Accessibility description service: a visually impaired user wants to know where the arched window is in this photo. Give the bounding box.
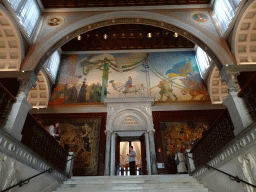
[196,47,211,80]
[213,0,242,34]
[6,0,41,37]
[44,51,61,83]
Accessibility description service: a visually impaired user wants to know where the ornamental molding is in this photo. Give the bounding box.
[0,129,68,181]
[104,97,155,105]
[193,121,256,179]
[24,15,230,73]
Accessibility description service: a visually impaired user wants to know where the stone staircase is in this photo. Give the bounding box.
[53,174,210,192]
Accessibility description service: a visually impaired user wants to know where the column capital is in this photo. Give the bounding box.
[104,129,113,135]
[220,66,241,93]
[147,129,155,133]
[18,71,38,96]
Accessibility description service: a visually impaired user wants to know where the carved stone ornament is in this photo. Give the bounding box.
[18,72,38,96]
[226,71,241,93]
[2,161,18,192]
[238,155,256,192]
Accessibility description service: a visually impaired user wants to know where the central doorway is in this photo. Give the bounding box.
[114,132,148,176]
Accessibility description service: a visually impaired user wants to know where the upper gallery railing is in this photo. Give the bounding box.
[191,109,235,168]
[0,83,16,127]
[238,72,256,120]
[21,113,68,172]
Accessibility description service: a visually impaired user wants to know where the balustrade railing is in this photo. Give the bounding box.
[238,73,256,120]
[21,113,68,172]
[191,109,235,168]
[0,83,16,127]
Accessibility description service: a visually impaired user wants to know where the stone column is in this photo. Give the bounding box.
[66,152,75,177]
[3,72,37,141]
[184,149,195,175]
[148,130,157,175]
[104,130,112,176]
[220,67,253,136]
[145,131,151,175]
[110,132,116,176]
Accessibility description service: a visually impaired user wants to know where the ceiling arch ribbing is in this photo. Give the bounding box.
[20,11,235,74]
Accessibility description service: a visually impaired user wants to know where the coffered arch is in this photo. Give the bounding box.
[0,4,24,71]
[232,0,256,65]
[21,11,235,74]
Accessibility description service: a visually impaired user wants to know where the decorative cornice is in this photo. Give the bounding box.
[0,129,68,181]
[193,121,256,179]
[104,97,155,106]
[44,4,211,13]
[33,16,225,73]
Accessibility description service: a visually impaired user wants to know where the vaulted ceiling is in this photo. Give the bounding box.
[41,0,211,8]
[61,24,195,52]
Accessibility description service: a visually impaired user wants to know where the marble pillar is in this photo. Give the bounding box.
[66,152,75,177]
[3,92,32,141]
[110,132,116,176]
[184,149,195,175]
[223,92,253,136]
[145,132,151,175]
[148,130,157,175]
[104,130,112,176]
[2,72,37,141]
[220,68,253,136]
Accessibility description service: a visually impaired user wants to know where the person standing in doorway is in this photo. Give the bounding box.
[128,146,136,175]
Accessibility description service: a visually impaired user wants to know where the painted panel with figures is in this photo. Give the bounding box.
[49,51,210,106]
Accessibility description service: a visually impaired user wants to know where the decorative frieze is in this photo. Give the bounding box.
[0,129,68,182]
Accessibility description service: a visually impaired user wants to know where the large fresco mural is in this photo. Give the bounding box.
[49,51,210,105]
[160,122,208,157]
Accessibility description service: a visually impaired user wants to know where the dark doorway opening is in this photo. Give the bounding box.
[115,134,147,176]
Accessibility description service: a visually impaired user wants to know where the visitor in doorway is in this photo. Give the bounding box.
[47,122,61,143]
[175,150,187,174]
[127,146,136,175]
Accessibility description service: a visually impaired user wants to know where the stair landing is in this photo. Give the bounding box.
[53,174,209,192]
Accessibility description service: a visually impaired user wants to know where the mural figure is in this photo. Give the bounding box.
[77,82,87,103]
[124,76,132,93]
[47,17,63,26]
[49,52,210,105]
[180,74,209,100]
[158,80,178,101]
[109,79,140,96]
[67,84,78,103]
[192,13,207,22]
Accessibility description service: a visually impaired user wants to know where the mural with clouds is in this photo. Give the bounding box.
[49,51,210,105]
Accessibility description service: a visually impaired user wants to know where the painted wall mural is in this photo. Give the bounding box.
[160,122,208,157]
[49,51,210,105]
[41,118,101,176]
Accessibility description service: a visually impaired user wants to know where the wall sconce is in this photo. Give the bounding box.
[173,32,178,38]
[77,35,82,40]
[147,33,152,38]
[103,34,108,39]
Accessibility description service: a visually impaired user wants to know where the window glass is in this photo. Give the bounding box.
[7,0,41,37]
[44,51,61,82]
[213,0,242,34]
[196,47,211,80]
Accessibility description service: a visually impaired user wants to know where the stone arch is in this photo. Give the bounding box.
[27,69,51,108]
[231,0,256,65]
[21,11,235,74]
[109,108,151,131]
[208,66,229,104]
[0,4,24,71]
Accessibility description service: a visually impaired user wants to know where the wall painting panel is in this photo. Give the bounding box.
[49,51,210,106]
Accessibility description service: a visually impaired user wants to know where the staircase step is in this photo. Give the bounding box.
[53,175,209,192]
